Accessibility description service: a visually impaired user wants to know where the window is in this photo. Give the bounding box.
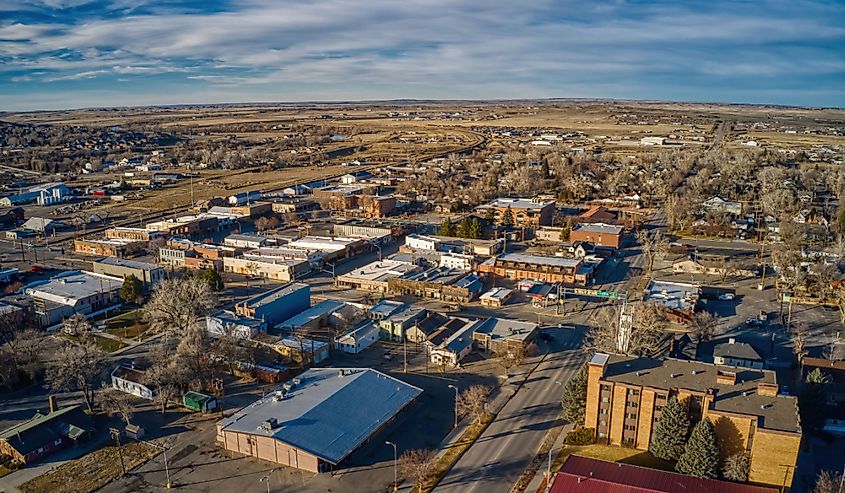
[601,397,609,403]
[627,401,638,408]
[624,424,637,431]
[656,394,667,401]
[599,420,607,426]
[627,389,640,396]
[598,432,607,438]
[626,412,637,420]
[601,385,611,392]
[599,408,608,415]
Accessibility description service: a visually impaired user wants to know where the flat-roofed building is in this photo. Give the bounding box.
[105,227,163,242]
[223,256,310,282]
[224,233,268,249]
[643,279,699,323]
[478,253,593,286]
[25,270,123,327]
[216,368,422,473]
[274,299,358,334]
[91,257,165,286]
[476,197,555,227]
[584,353,801,488]
[336,259,422,293]
[480,287,513,307]
[472,317,538,354]
[234,283,310,328]
[272,336,330,364]
[569,222,624,248]
[145,215,219,239]
[74,238,141,258]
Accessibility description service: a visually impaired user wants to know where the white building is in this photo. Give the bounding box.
[640,136,666,146]
[405,234,440,251]
[224,233,268,249]
[439,252,474,270]
[334,321,380,354]
[25,270,123,328]
[223,256,311,281]
[206,311,266,339]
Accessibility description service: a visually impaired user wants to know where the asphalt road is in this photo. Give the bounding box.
[431,328,585,493]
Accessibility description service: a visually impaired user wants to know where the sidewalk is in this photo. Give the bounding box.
[396,353,550,492]
[522,422,572,493]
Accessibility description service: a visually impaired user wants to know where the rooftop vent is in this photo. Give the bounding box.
[635,371,641,377]
[691,370,698,375]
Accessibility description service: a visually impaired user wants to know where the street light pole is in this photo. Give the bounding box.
[385,441,397,492]
[448,384,459,428]
[260,475,270,493]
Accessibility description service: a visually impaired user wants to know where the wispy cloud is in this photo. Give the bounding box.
[0,0,843,110]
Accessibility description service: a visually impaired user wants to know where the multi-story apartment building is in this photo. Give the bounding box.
[476,197,555,228]
[584,353,801,489]
[477,253,594,286]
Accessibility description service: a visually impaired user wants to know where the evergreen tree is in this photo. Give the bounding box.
[200,268,224,292]
[456,217,472,238]
[648,396,690,461]
[468,218,483,239]
[438,218,455,237]
[561,363,588,425]
[800,367,830,432]
[501,206,515,227]
[676,418,720,479]
[119,274,144,304]
[722,452,750,482]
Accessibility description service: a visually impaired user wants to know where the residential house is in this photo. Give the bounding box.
[111,364,154,400]
[713,338,764,369]
[0,400,94,464]
[334,321,380,354]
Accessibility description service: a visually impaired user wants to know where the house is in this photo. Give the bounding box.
[111,364,154,400]
[403,311,449,344]
[0,207,24,228]
[550,455,778,493]
[25,270,123,328]
[274,299,361,335]
[92,257,165,286]
[475,197,555,227]
[234,283,310,328]
[334,321,380,354]
[702,196,743,216]
[379,305,429,341]
[206,310,267,339]
[479,287,513,307]
[472,317,538,355]
[216,368,422,473]
[228,190,261,206]
[21,217,62,235]
[340,171,373,184]
[0,399,94,464]
[368,300,408,321]
[569,223,624,249]
[584,353,801,488]
[713,338,764,369]
[273,336,330,364]
[429,320,479,367]
[579,206,618,224]
[534,226,568,242]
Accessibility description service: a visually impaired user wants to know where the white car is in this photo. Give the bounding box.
[718,293,735,301]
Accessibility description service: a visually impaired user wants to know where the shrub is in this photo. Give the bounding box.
[564,427,595,445]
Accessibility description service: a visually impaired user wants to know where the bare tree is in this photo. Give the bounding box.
[399,448,437,491]
[689,311,719,342]
[636,229,669,275]
[456,385,492,425]
[791,321,809,362]
[144,342,189,414]
[212,327,253,375]
[630,304,667,356]
[46,337,107,412]
[812,470,844,493]
[0,312,47,382]
[100,384,135,425]
[62,313,92,336]
[584,306,620,355]
[144,276,215,340]
[254,216,270,231]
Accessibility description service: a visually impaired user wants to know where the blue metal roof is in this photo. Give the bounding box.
[218,368,422,464]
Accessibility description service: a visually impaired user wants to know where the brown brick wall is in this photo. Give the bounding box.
[748,429,800,488]
[609,385,627,446]
[636,389,656,449]
[585,364,604,431]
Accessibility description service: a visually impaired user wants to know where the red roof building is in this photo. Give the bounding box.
[549,456,778,493]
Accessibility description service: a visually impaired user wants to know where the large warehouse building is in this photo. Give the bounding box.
[216,368,422,473]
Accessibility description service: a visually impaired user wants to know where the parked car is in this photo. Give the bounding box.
[718,293,735,301]
[745,318,763,327]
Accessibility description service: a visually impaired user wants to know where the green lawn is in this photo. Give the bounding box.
[93,336,127,353]
[102,309,151,340]
[552,444,675,473]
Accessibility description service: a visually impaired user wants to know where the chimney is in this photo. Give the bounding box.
[728,337,736,344]
[48,395,59,413]
[716,370,737,386]
[757,382,779,397]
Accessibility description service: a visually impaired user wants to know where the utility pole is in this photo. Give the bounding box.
[448,384,459,428]
[385,441,398,493]
[109,428,126,476]
[403,330,407,373]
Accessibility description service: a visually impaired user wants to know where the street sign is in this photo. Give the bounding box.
[564,287,621,300]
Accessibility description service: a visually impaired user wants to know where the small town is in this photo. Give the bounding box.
[1,2,844,493]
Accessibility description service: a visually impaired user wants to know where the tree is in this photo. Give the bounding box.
[100,384,135,425]
[501,205,515,227]
[144,276,215,341]
[630,304,667,356]
[47,337,108,412]
[456,385,491,425]
[399,448,436,491]
[456,217,472,238]
[254,216,270,231]
[676,417,720,479]
[800,367,830,432]
[200,268,224,292]
[468,218,483,239]
[722,452,750,482]
[561,363,588,425]
[212,327,252,375]
[636,229,669,275]
[791,322,809,362]
[120,274,144,304]
[438,218,455,237]
[649,396,690,461]
[0,312,46,383]
[144,342,189,414]
[812,470,844,493]
[62,313,91,336]
[689,311,719,342]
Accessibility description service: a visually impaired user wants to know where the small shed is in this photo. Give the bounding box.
[183,392,218,413]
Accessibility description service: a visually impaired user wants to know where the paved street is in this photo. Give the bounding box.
[432,328,585,493]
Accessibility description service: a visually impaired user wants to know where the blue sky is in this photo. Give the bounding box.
[1,0,843,111]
